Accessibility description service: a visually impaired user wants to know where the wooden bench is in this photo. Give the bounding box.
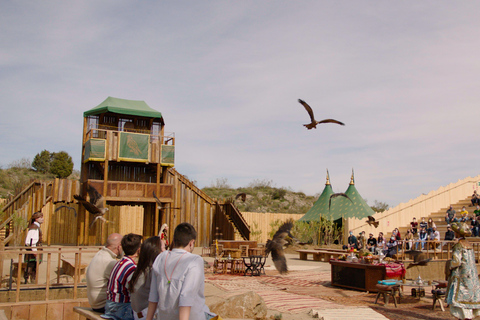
[73,306,103,320]
[297,249,344,262]
[61,258,88,282]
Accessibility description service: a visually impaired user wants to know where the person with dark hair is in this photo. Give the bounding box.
[159,224,169,249]
[410,217,418,235]
[445,225,455,241]
[86,233,123,313]
[146,223,215,320]
[471,190,480,207]
[103,233,143,320]
[366,233,377,253]
[385,236,398,258]
[129,236,165,320]
[24,212,44,283]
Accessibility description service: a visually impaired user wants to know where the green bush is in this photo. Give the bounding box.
[32,150,52,173]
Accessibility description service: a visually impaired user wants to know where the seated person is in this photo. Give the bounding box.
[445,225,455,241]
[474,205,480,217]
[429,227,441,250]
[417,227,427,250]
[427,218,436,235]
[410,217,418,235]
[404,229,414,250]
[419,217,428,231]
[385,236,398,258]
[342,230,358,250]
[366,233,377,253]
[86,233,122,313]
[472,190,480,206]
[472,216,480,237]
[446,206,457,223]
[459,206,469,222]
[103,233,143,320]
[376,232,385,255]
[357,231,367,250]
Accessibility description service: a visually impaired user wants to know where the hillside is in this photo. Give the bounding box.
[201,180,318,214]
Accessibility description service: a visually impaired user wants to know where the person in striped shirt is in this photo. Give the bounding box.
[102,233,143,320]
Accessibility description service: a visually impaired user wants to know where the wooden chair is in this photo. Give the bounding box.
[213,259,226,274]
[432,281,448,311]
[233,259,245,274]
[202,247,211,257]
[239,245,249,257]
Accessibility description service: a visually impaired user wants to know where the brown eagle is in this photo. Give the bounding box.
[328,193,353,210]
[366,216,379,228]
[265,220,295,274]
[298,99,345,129]
[405,250,432,269]
[74,185,109,229]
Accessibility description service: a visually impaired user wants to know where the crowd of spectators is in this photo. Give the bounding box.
[344,202,480,258]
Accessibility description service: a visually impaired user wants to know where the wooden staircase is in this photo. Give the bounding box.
[224,200,250,240]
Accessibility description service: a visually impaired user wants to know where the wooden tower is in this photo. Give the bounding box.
[79,97,175,244]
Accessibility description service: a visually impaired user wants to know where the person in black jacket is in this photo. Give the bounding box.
[445,225,455,241]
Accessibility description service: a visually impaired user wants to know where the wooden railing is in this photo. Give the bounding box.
[224,201,250,240]
[88,180,174,202]
[0,246,101,303]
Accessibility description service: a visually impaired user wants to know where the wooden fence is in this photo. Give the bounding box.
[240,212,303,243]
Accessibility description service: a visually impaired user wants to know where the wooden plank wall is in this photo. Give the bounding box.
[0,298,90,320]
[165,169,215,247]
[241,212,303,243]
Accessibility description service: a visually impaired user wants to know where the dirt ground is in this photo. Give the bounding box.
[202,247,456,320]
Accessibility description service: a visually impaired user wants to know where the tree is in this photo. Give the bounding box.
[50,151,74,178]
[32,150,52,173]
[371,200,389,213]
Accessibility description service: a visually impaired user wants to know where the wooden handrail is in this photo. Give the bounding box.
[1,180,39,213]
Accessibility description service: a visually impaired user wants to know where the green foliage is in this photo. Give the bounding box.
[12,210,28,246]
[370,200,389,213]
[50,151,74,178]
[273,313,282,320]
[293,219,343,246]
[202,179,316,214]
[32,150,52,173]
[250,221,262,242]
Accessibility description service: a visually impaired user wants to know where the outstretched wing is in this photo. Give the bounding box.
[298,99,316,123]
[74,194,101,215]
[317,119,345,126]
[329,193,353,210]
[54,205,77,217]
[265,220,294,274]
[153,191,162,205]
[87,185,104,209]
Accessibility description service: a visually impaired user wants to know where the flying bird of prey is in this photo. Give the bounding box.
[74,185,109,229]
[235,193,247,202]
[298,99,345,129]
[329,193,353,210]
[405,250,432,269]
[265,220,295,274]
[366,216,379,228]
[54,205,77,217]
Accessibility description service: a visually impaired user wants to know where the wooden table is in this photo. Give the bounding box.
[248,248,264,256]
[218,240,257,249]
[330,260,386,292]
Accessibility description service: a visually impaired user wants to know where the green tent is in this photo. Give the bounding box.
[299,171,375,222]
[298,173,334,222]
[84,96,163,120]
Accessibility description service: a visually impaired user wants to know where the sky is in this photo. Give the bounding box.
[1,1,479,208]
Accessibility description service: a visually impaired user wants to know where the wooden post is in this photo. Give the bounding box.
[45,253,51,301]
[73,252,79,299]
[57,248,61,284]
[16,253,22,303]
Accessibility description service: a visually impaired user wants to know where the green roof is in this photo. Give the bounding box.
[298,183,334,222]
[84,97,163,119]
[299,173,375,222]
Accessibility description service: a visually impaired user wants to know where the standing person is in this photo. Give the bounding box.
[159,224,169,249]
[129,236,165,320]
[446,222,480,319]
[86,233,123,313]
[146,223,215,320]
[410,217,418,235]
[24,212,44,283]
[103,233,143,320]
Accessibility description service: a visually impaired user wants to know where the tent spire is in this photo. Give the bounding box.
[326,169,331,185]
[350,168,355,185]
